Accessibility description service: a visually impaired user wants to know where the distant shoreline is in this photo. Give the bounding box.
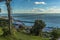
[0,13,60,14]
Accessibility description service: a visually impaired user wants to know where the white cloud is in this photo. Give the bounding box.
[31,6,60,13]
[32,8,45,12]
[34,2,46,5]
[13,7,60,13]
[45,7,60,13]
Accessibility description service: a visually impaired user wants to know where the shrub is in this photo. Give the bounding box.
[51,28,60,40]
[30,20,46,36]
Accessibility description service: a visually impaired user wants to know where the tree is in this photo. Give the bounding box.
[0,0,12,35]
[51,28,60,40]
[6,0,12,34]
[30,20,46,36]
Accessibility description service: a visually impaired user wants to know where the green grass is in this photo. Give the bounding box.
[15,32,49,40]
[0,27,49,40]
[0,31,49,40]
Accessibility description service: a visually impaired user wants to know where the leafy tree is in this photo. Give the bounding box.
[51,28,60,40]
[30,20,46,36]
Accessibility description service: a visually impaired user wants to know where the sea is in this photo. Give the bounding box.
[0,13,60,28]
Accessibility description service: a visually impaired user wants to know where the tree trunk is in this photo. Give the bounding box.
[39,29,42,37]
[6,0,11,34]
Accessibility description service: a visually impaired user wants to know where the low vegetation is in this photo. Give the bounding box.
[0,18,60,40]
[51,28,60,40]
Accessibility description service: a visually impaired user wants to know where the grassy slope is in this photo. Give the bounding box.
[15,32,49,40]
[0,31,49,40]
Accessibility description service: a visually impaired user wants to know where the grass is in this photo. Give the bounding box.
[0,31,49,40]
[15,32,49,40]
[0,18,49,40]
[0,27,49,40]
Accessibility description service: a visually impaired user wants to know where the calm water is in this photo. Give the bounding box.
[0,13,60,28]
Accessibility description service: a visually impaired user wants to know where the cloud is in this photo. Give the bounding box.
[34,2,46,5]
[14,7,60,13]
[45,6,60,13]
[32,8,45,12]
[31,6,60,13]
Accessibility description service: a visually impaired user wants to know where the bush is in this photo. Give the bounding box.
[30,20,46,36]
[0,27,3,35]
[51,28,60,40]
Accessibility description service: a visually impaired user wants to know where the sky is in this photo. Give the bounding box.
[0,0,60,13]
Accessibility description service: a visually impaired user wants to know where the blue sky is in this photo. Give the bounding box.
[0,0,60,13]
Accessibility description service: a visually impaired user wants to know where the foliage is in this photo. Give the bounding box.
[0,18,8,27]
[51,28,60,40]
[0,27,3,35]
[2,27,11,36]
[30,20,46,36]
[0,29,49,40]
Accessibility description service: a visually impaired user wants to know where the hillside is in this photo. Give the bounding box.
[0,31,49,40]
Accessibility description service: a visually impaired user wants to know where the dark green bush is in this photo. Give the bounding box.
[30,20,46,36]
[51,28,60,40]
